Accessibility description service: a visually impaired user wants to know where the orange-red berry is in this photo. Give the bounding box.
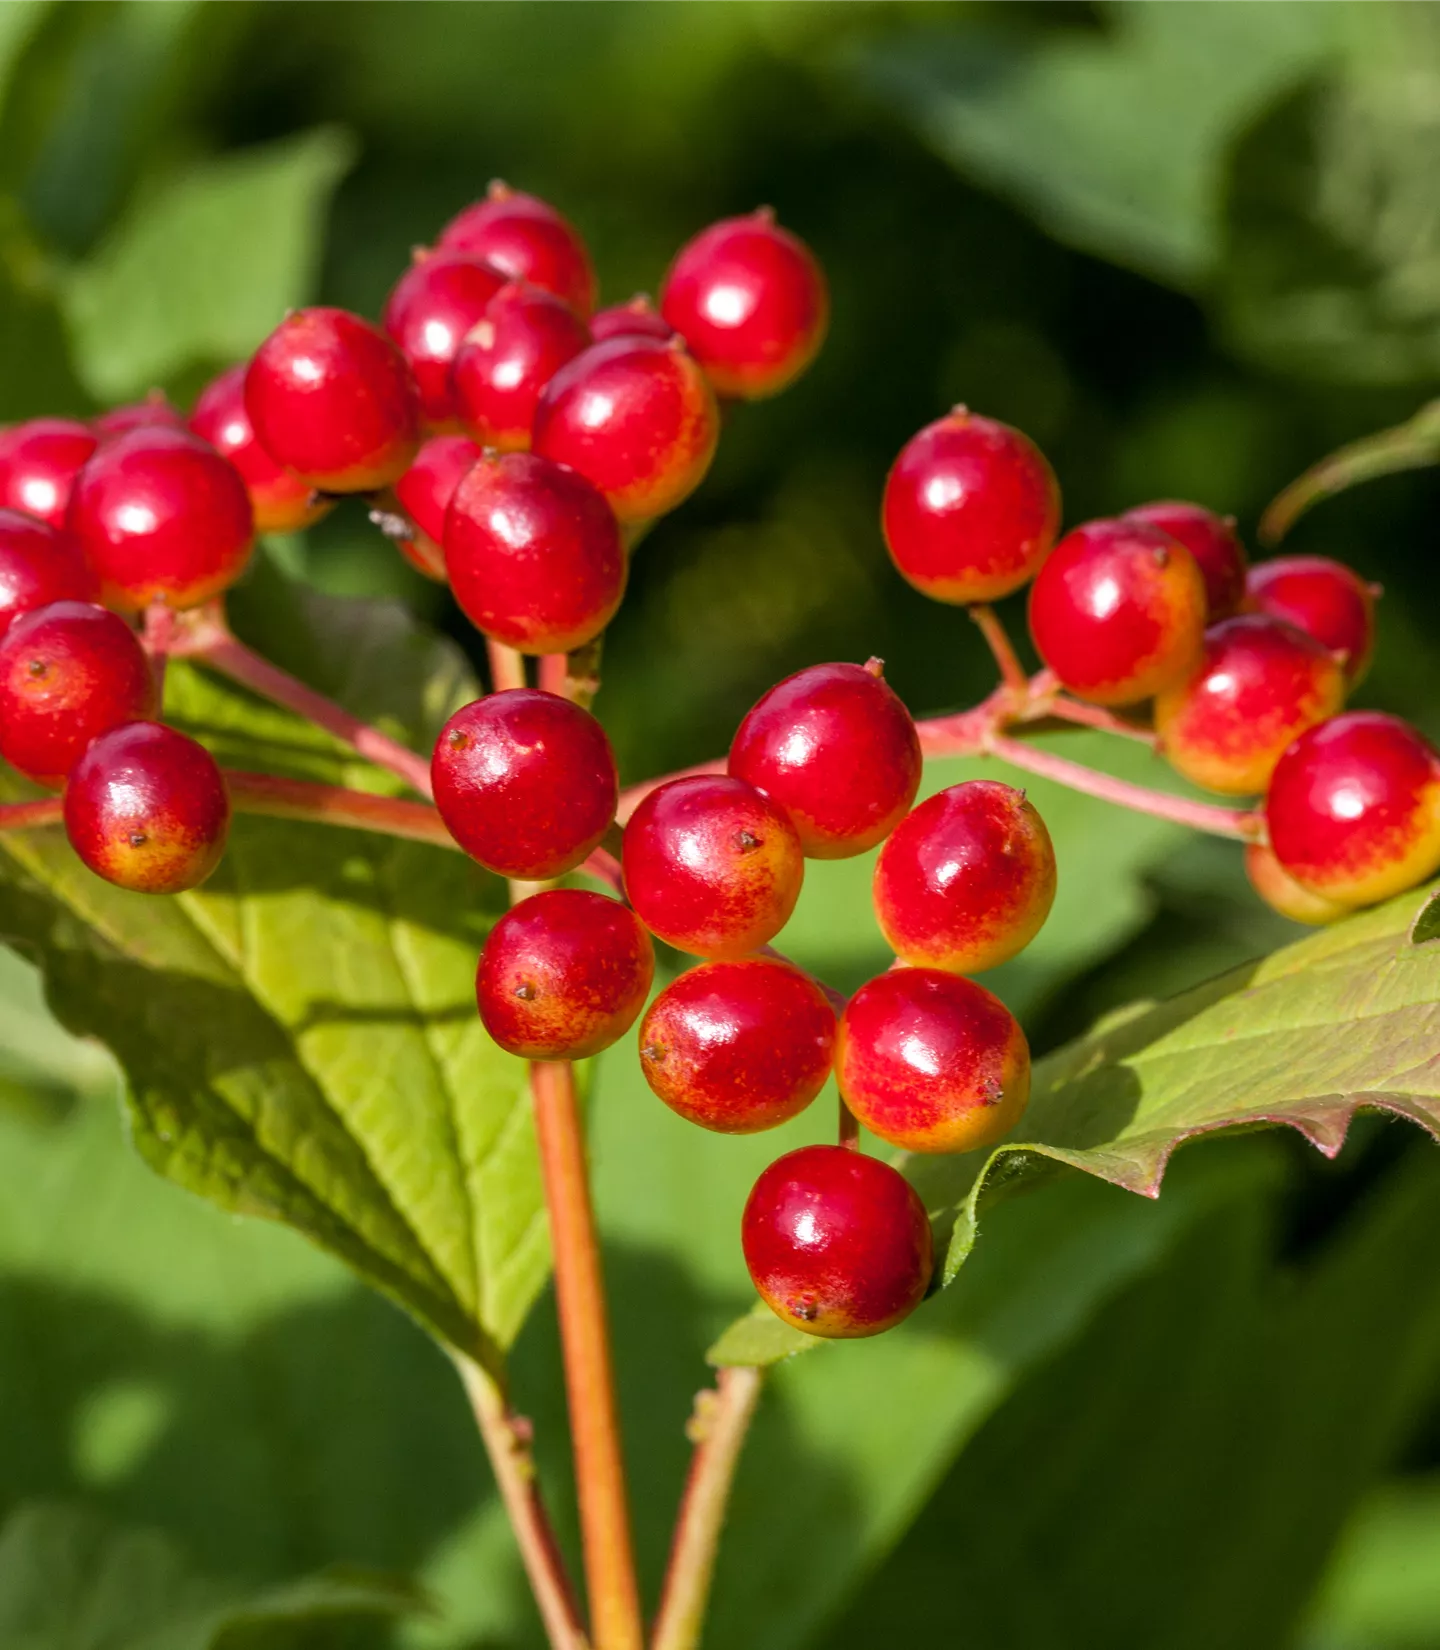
[1154,614,1346,796]
[622,774,803,958]
[835,967,1030,1154]
[1246,554,1377,687]
[742,1144,933,1338]
[1124,500,1247,620]
[1028,516,1206,706]
[882,411,1060,604]
[189,364,330,536]
[873,781,1056,973]
[437,183,596,317]
[639,956,835,1133]
[1244,842,1350,926]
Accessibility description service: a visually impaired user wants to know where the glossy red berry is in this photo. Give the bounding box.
[622,774,803,958]
[873,781,1056,974]
[477,888,653,1059]
[65,427,254,613]
[0,511,97,638]
[590,295,675,344]
[189,364,330,535]
[728,660,921,859]
[1154,614,1345,796]
[0,601,156,786]
[0,418,98,528]
[742,1144,932,1339]
[451,281,591,452]
[93,394,186,439]
[1244,843,1350,926]
[382,250,507,428]
[63,721,229,894]
[390,433,482,580]
[443,451,625,654]
[532,336,720,525]
[245,307,422,493]
[638,956,835,1133]
[437,183,596,317]
[660,210,828,400]
[1028,516,1207,705]
[1265,712,1440,909]
[1246,555,1377,687]
[835,967,1030,1154]
[882,410,1061,605]
[1124,500,1247,621]
[432,689,617,879]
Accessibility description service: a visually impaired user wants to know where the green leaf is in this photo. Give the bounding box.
[62,127,356,402]
[0,573,550,1372]
[1219,35,1440,386]
[852,2,1351,287]
[824,1137,1440,1650]
[1305,1478,1440,1649]
[0,1501,427,1650]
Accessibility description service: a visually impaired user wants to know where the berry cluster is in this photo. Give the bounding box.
[883,410,1440,923]
[0,186,827,896]
[465,657,1052,1341]
[1,175,1435,1357]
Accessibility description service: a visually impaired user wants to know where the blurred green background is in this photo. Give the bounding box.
[3,2,1440,1646]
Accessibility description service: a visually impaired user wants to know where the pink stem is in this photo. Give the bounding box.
[969,603,1029,697]
[193,628,434,799]
[0,797,62,830]
[488,640,528,693]
[539,653,569,696]
[983,733,1261,840]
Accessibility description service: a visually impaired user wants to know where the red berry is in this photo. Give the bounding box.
[873,781,1056,974]
[1246,555,1377,687]
[390,433,482,580]
[63,721,229,894]
[659,210,828,400]
[0,601,156,786]
[1244,842,1349,926]
[451,281,591,452]
[882,410,1061,605]
[382,250,507,428]
[189,364,330,535]
[443,451,625,654]
[66,427,254,613]
[742,1144,932,1339]
[728,660,921,859]
[1266,711,1440,909]
[532,336,719,525]
[245,307,422,493]
[1124,500,1247,620]
[438,182,596,317]
[477,888,653,1059]
[1155,614,1345,796]
[590,295,675,344]
[0,418,98,528]
[835,967,1030,1154]
[0,510,97,638]
[638,956,835,1133]
[432,689,617,879]
[622,774,803,958]
[93,394,186,439]
[1028,516,1206,706]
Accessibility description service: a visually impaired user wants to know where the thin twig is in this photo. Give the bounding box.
[142,600,177,706]
[540,653,569,695]
[838,1093,860,1148]
[530,1059,644,1650]
[185,608,434,798]
[968,603,1029,697]
[982,732,1261,840]
[0,775,461,849]
[488,639,528,693]
[652,1367,764,1650]
[454,1356,589,1650]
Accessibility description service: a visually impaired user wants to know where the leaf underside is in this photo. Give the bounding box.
[0,571,549,1374]
[712,879,1440,1367]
